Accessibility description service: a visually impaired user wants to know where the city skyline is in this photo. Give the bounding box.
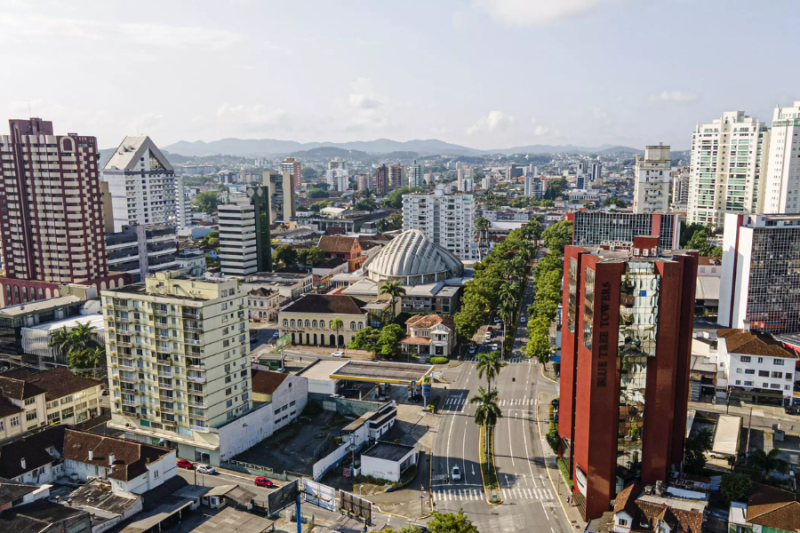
[2,0,799,150]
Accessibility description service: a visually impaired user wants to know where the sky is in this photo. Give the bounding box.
[1,0,798,151]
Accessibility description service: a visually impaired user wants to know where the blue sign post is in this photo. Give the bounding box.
[422,375,432,403]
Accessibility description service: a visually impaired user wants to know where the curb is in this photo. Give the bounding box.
[478,426,503,506]
[536,391,572,525]
[540,362,558,383]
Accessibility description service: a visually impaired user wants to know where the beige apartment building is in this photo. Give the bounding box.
[102,271,252,464]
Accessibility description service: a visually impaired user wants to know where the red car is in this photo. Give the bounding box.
[176,459,194,469]
[254,476,275,488]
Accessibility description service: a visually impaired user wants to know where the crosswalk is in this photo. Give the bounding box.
[443,396,466,410]
[432,487,554,502]
[497,398,536,406]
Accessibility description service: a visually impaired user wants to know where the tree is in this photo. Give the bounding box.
[347,327,381,351]
[476,352,506,390]
[454,293,491,343]
[470,386,503,470]
[542,220,573,256]
[427,509,480,533]
[376,324,404,359]
[302,167,320,182]
[308,188,328,199]
[683,428,714,475]
[194,191,220,214]
[686,227,722,257]
[377,212,403,233]
[475,217,490,261]
[355,198,376,212]
[747,448,789,479]
[331,317,344,347]
[310,200,333,212]
[522,218,543,242]
[382,187,412,209]
[49,322,102,371]
[720,473,754,505]
[603,197,626,208]
[297,247,326,267]
[379,281,406,321]
[526,328,552,364]
[382,525,426,533]
[680,222,708,248]
[273,245,298,269]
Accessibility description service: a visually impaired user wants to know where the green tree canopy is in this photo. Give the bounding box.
[194,191,220,214]
[376,323,404,358]
[273,244,298,268]
[302,167,320,182]
[720,473,754,505]
[377,212,403,233]
[347,327,381,351]
[310,200,333,212]
[683,428,714,475]
[542,220,573,255]
[308,188,328,199]
[297,247,327,267]
[603,197,626,208]
[686,226,722,257]
[356,198,376,212]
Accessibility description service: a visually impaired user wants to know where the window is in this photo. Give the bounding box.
[24,397,35,406]
[763,383,769,388]
[770,383,781,389]
[736,368,743,374]
[735,380,741,385]
[226,388,232,396]
[618,520,628,527]
[744,381,753,386]
[757,357,764,364]
[740,356,751,363]
[758,370,769,377]
[786,385,791,391]
[283,319,288,327]
[0,420,3,431]
[305,320,310,327]
[10,416,20,427]
[745,369,755,375]
[154,470,159,479]
[226,399,233,407]
[772,372,783,378]
[774,359,785,366]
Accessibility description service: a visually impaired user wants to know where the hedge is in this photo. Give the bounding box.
[427,356,449,364]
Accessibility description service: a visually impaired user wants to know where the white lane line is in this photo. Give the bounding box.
[507,411,515,466]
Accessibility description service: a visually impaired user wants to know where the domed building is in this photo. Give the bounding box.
[363,230,464,285]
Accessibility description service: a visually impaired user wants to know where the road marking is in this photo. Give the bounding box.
[507,413,515,466]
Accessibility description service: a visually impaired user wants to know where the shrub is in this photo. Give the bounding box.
[427,356,449,364]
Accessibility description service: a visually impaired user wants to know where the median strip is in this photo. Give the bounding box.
[478,426,502,504]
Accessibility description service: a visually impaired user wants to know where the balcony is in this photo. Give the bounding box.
[116,340,132,347]
[120,375,137,384]
[184,324,203,333]
[184,338,202,346]
[156,335,172,341]
[188,399,206,407]
[153,308,169,317]
[156,358,172,366]
[119,361,135,370]
[115,316,131,323]
[190,425,210,433]
[182,310,202,320]
[186,363,204,371]
[159,406,175,415]
[157,381,174,390]
[187,388,206,397]
[122,398,138,406]
[158,370,173,378]
[113,302,129,310]
[186,375,206,384]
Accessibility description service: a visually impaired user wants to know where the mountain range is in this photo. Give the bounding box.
[160,137,643,158]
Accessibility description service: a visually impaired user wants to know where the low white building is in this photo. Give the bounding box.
[718,328,798,405]
[360,442,416,483]
[251,370,308,432]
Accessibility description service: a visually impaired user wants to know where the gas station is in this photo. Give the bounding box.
[329,360,435,404]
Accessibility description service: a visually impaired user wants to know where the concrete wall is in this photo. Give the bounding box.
[361,449,416,483]
[271,374,308,432]
[218,403,275,462]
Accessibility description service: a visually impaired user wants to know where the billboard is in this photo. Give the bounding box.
[302,479,336,512]
[267,479,299,516]
[339,490,372,524]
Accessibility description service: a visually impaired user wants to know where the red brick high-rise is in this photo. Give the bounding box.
[281,157,302,190]
[559,236,697,520]
[375,164,389,196]
[0,118,127,305]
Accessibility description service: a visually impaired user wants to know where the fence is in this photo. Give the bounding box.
[322,396,386,417]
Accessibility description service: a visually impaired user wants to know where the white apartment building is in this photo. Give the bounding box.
[264,170,295,223]
[103,272,253,464]
[218,203,258,276]
[672,168,690,210]
[408,161,423,188]
[633,144,671,214]
[764,101,800,214]
[175,175,193,230]
[402,189,477,259]
[525,173,543,198]
[457,167,474,192]
[327,158,348,190]
[687,111,770,227]
[717,328,797,405]
[103,136,177,232]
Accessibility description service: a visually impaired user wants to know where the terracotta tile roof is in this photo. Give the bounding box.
[61,429,172,482]
[0,368,102,402]
[613,482,641,515]
[0,398,23,418]
[282,294,366,315]
[718,329,798,359]
[251,370,289,396]
[614,483,703,533]
[0,426,67,480]
[747,483,800,531]
[318,235,358,254]
[400,337,432,346]
[0,375,46,401]
[249,287,277,297]
[405,314,456,331]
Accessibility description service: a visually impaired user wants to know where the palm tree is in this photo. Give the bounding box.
[331,317,344,348]
[470,386,503,468]
[379,281,406,321]
[748,448,789,479]
[498,283,517,307]
[50,322,102,374]
[476,352,506,390]
[475,217,490,261]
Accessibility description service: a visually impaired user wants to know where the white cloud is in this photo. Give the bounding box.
[215,104,289,133]
[216,103,246,117]
[348,78,385,110]
[346,78,394,130]
[471,0,629,27]
[649,90,700,104]
[0,14,241,50]
[349,94,382,110]
[467,111,514,135]
[534,125,551,136]
[593,107,611,125]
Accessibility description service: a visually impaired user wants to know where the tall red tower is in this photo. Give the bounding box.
[559,236,698,520]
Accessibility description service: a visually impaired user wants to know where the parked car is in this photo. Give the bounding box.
[468,346,477,355]
[491,344,498,351]
[196,464,217,475]
[452,465,461,481]
[486,326,493,333]
[254,476,275,488]
[176,459,194,469]
[494,317,501,323]
[331,351,345,358]
[520,317,527,323]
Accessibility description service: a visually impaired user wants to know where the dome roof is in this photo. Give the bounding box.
[365,230,463,283]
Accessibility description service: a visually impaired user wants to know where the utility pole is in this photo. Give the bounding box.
[745,406,753,459]
[420,485,425,516]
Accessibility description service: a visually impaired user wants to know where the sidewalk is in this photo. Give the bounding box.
[536,391,586,531]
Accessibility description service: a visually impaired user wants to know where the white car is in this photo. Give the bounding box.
[452,465,462,481]
[491,344,498,351]
[520,317,527,323]
[331,351,345,358]
[196,464,217,475]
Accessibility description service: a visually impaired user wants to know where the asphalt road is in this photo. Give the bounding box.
[430,268,570,533]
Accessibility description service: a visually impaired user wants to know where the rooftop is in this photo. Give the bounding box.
[361,441,415,462]
[251,370,289,396]
[281,294,367,315]
[0,479,42,508]
[104,136,174,173]
[297,359,347,382]
[25,314,105,333]
[191,506,275,533]
[718,329,798,359]
[318,235,359,253]
[330,360,433,385]
[0,500,89,533]
[68,480,139,516]
[0,296,84,318]
[746,483,800,531]
[0,367,102,402]
[363,229,463,282]
[406,314,455,330]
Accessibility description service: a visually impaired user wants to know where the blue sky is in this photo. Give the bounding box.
[1,0,797,150]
